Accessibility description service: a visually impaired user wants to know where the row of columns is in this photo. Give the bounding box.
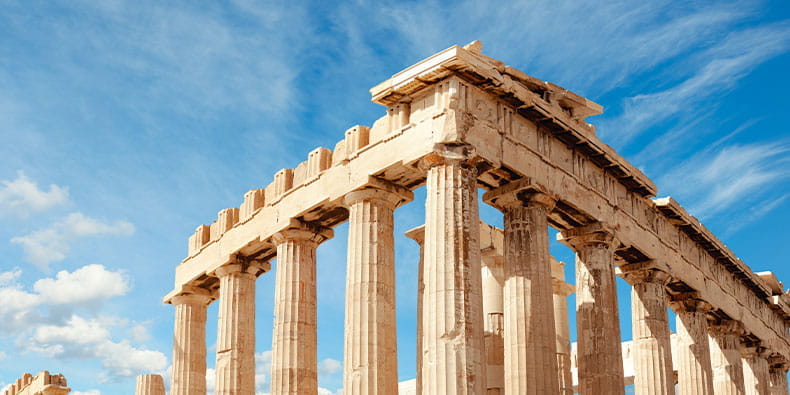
[167,145,789,395]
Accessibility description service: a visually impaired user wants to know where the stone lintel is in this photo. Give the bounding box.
[482,177,556,211]
[343,177,414,208]
[552,278,575,296]
[557,221,618,250]
[272,218,334,245]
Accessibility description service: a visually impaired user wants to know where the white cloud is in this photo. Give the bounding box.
[206,368,216,394]
[0,171,69,216]
[0,265,129,334]
[318,358,342,376]
[129,323,151,343]
[11,212,135,269]
[29,315,167,380]
[33,264,130,305]
[0,268,22,285]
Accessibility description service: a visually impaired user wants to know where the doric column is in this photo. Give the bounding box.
[621,262,675,395]
[743,346,770,395]
[483,180,559,395]
[558,222,625,395]
[708,320,746,394]
[768,357,789,395]
[420,144,486,394]
[669,295,715,395]
[481,253,504,394]
[404,225,425,395]
[343,184,413,395]
[551,260,575,395]
[168,286,214,395]
[270,221,333,395]
[136,374,165,395]
[214,259,270,395]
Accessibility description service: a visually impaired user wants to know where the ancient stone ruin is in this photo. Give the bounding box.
[3,371,69,395]
[157,41,790,394]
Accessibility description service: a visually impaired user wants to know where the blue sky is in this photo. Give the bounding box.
[0,1,788,394]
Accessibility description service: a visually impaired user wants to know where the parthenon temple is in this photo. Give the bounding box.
[157,41,790,395]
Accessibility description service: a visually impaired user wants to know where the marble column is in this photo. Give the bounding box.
[708,320,746,394]
[669,296,715,395]
[559,222,625,395]
[551,260,575,395]
[742,347,770,395]
[484,183,559,395]
[481,253,504,394]
[405,225,425,395]
[270,222,332,395]
[136,374,165,395]
[622,264,675,395]
[343,185,412,394]
[768,358,789,395]
[420,145,486,394]
[215,260,269,395]
[169,287,213,395]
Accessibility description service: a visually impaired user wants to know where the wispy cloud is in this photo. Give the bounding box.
[659,140,790,219]
[11,212,135,269]
[0,171,68,216]
[599,21,790,146]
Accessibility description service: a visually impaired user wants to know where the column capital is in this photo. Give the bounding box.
[165,285,215,305]
[272,219,333,245]
[768,355,790,371]
[343,178,413,208]
[418,143,477,170]
[669,292,714,313]
[404,225,425,245]
[552,278,575,296]
[741,345,770,359]
[212,256,271,279]
[482,177,556,211]
[708,319,745,337]
[558,221,618,250]
[618,260,672,285]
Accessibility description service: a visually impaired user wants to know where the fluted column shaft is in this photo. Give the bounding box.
[271,225,332,395]
[709,321,746,394]
[625,268,674,395]
[343,187,411,394]
[743,348,770,395]
[551,261,575,395]
[215,263,257,395]
[482,255,504,394]
[768,363,789,395]
[420,148,486,395]
[497,197,559,395]
[405,226,426,395]
[170,289,212,395]
[671,298,715,395]
[560,223,625,395]
[136,374,165,395]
